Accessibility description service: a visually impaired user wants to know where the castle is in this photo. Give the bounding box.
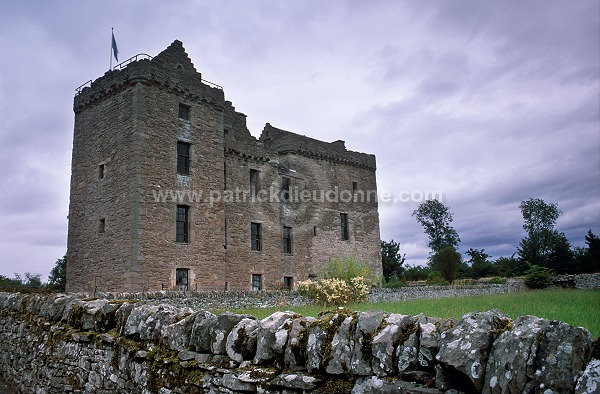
[66,40,381,292]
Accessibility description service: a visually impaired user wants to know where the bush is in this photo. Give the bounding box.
[382,276,405,288]
[320,256,375,283]
[488,277,507,285]
[297,277,370,306]
[524,265,553,289]
[297,256,374,306]
[403,265,431,281]
[426,272,449,286]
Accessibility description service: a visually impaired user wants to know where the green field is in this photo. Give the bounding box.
[215,289,600,337]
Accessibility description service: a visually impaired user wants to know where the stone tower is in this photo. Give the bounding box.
[67,40,381,292]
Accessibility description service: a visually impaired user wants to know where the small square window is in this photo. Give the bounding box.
[176,205,189,243]
[284,276,293,290]
[98,218,106,234]
[252,274,262,292]
[98,164,105,180]
[283,226,293,254]
[178,103,190,121]
[251,222,262,251]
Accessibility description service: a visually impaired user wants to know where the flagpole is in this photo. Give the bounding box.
[110,28,113,71]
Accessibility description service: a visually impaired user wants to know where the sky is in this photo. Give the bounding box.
[0,1,598,280]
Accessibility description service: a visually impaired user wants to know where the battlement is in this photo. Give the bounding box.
[260,123,376,170]
[67,39,381,293]
[73,40,225,113]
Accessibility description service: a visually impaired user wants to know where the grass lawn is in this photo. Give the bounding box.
[213,289,600,337]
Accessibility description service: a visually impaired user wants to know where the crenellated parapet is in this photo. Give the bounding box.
[260,123,377,170]
[73,40,225,114]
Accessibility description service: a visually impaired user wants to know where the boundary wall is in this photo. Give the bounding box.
[0,291,598,393]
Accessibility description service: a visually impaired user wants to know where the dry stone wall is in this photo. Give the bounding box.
[0,292,598,393]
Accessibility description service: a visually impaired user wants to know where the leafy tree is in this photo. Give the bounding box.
[431,246,461,284]
[466,248,495,278]
[403,265,431,281]
[381,240,406,281]
[0,275,21,289]
[585,230,600,272]
[0,272,41,291]
[412,199,461,260]
[492,255,527,277]
[24,272,42,288]
[517,198,563,269]
[48,254,67,291]
[571,247,588,275]
[546,233,574,274]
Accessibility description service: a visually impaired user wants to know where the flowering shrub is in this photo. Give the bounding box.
[296,257,373,306]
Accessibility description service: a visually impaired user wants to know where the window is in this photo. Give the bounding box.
[177,141,191,175]
[283,226,293,254]
[98,218,106,234]
[281,177,290,201]
[352,182,358,193]
[224,218,228,249]
[252,274,262,292]
[178,103,190,121]
[250,169,259,198]
[284,276,293,290]
[313,226,317,236]
[340,213,349,241]
[98,164,105,180]
[176,268,189,290]
[176,205,189,243]
[251,222,262,251]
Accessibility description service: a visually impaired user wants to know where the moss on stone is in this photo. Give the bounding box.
[320,377,355,393]
[231,326,247,356]
[318,309,357,371]
[492,317,513,336]
[67,303,85,328]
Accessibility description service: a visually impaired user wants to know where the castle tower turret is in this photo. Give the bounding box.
[67,41,228,292]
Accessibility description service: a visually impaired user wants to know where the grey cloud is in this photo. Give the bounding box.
[0,1,597,279]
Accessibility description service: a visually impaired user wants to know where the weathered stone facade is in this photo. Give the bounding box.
[67,40,381,292]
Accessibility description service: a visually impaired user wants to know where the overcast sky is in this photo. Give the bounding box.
[1,1,598,280]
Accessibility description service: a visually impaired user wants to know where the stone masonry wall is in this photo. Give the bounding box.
[67,274,599,311]
[1,292,597,393]
[68,40,382,293]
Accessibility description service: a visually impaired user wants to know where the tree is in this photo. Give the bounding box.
[517,198,563,268]
[381,240,406,281]
[412,199,461,259]
[48,254,67,291]
[403,265,431,281]
[546,233,574,274]
[492,255,526,277]
[431,246,461,284]
[466,248,495,278]
[23,272,42,288]
[520,198,561,235]
[0,275,21,290]
[584,229,600,272]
